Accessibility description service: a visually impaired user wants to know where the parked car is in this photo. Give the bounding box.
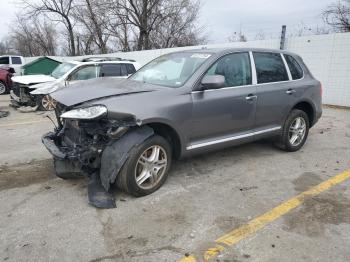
[41,48,322,208]
[10,60,140,110]
[0,66,15,94]
[0,55,24,76]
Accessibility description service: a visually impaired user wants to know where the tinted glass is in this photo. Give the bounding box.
[100,64,123,77]
[126,64,136,74]
[70,66,97,81]
[253,52,288,83]
[11,57,22,65]
[130,52,211,88]
[284,54,303,80]
[205,52,252,87]
[0,57,9,64]
[121,64,128,76]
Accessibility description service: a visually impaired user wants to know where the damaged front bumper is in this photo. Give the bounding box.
[42,132,66,159]
[41,111,154,208]
[42,129,116,208]
[10,83,37,107]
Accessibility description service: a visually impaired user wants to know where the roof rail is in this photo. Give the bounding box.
[81,57,136,63]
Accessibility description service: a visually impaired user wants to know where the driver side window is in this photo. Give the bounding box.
[206,52,252,87]
[69,65,97,81]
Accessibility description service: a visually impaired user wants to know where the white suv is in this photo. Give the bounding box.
[10,59,140,110]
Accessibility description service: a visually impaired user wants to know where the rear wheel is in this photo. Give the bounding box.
[0,81,7,95]
[276,109,309,152]
[116,135,172,197]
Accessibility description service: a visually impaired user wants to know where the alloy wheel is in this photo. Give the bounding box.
[135,145,168,190]
[41,95,57,111]
[288,117,306,147]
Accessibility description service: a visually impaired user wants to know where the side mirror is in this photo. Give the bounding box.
[201,75,225,90]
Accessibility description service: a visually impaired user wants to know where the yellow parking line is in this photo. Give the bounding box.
[0,120,48,128]
[179,169,350,262]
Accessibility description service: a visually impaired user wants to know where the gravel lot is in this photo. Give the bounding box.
[1,94,350,262]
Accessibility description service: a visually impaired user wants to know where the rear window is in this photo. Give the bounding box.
[0,57,9,65]
[284,54,303,80]
[253,52,289,84]
[11,57,22,65]
[100,64,129,77]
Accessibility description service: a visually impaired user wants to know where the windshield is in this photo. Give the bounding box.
[130,52,212,87]
[51,62,76,79]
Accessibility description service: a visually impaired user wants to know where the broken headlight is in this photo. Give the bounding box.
[60,105,107,120]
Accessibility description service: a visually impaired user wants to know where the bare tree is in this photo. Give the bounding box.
[323,0,350,32]
[9,16,57,56]
[22,0,77,55]
[107,4,136,51]
[149,0,207,48]
[14,0,206,55]
[74,0,110,53]
[110,0,205,50]
[0,39,13,55]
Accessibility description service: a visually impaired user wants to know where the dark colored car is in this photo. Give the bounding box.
[0,67,15,94]
[42,48,322,208]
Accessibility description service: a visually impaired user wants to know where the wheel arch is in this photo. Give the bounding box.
[145,122,183,159]
[291,100,316,127]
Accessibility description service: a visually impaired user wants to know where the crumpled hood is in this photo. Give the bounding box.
[50,78,159,107]
[12,74,56,85]
[30,80,63,94]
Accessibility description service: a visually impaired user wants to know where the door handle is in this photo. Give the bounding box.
[245,94,257,101]
[286,89,296,94]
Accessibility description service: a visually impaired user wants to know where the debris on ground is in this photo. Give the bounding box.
[239,186,258,192]
[17,105,38,113]
[0,110,9,118]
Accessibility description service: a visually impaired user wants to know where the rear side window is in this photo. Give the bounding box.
[11,57,22,65]
[205,52,252,87]
[0,56,9,64]
[284,55,303,80]
[100,64,129,77]
[126,64,136,75]
[253,52,288,84]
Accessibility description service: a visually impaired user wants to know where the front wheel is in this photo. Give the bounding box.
[276,109,309,152]
[116,135,172,197]
[36,95,57,111]
[0,81,8,95]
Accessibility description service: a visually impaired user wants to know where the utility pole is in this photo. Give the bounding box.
[280,25,287,50]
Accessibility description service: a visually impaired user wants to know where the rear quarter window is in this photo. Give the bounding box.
[126,64,136,75]
[253,52,289,84]
[100,64,129,77]
[284,54,303,80]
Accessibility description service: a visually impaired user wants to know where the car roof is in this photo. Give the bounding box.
[65,60,138,66]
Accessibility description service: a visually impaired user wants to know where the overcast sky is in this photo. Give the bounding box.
[0,0,335,43]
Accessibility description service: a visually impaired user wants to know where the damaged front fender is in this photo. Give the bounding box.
[100,125,154,191]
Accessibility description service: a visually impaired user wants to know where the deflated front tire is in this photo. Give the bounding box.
[116,135,172,197]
